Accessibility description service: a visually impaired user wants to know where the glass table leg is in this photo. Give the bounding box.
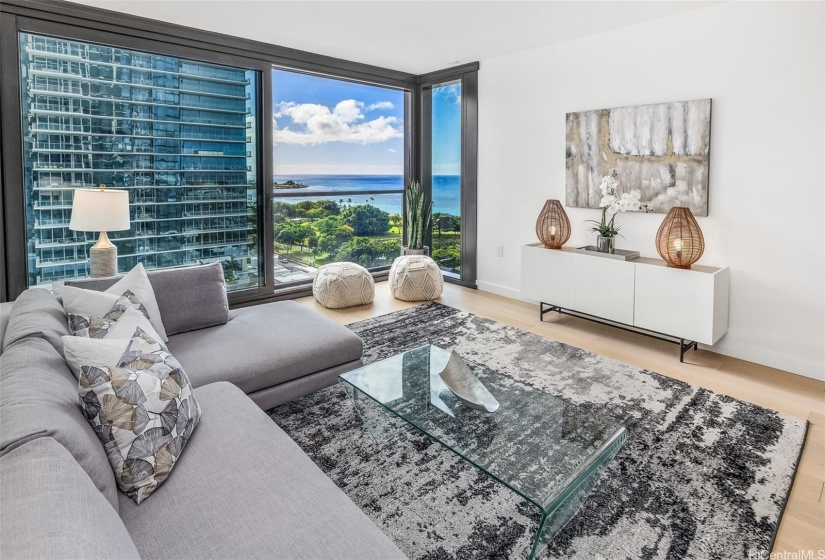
[527,434,626,559]
[339,380,406,443]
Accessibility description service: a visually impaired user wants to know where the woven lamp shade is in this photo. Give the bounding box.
[655,207,705,269]
[535,200,571,249]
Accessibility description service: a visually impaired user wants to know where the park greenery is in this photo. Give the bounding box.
[273,198,460,273]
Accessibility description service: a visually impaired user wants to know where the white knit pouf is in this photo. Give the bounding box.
[312,262,375,309]
[388,255,444,302]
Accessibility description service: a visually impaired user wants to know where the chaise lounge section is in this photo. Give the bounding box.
[65,263,365,409]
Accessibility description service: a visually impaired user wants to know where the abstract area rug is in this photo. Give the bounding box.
[269,303,807,559]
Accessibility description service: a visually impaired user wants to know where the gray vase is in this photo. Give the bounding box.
[596,236,616,254]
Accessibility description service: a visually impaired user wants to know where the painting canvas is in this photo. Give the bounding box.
[565,99,711,216]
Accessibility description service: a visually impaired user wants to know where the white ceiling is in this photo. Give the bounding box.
[67,0,717,74]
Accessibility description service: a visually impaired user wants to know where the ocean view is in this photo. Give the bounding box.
[273,174,460,215]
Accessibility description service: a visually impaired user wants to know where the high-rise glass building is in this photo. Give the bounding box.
[19,32,260,290]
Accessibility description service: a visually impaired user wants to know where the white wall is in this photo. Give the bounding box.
[477,1,825,381]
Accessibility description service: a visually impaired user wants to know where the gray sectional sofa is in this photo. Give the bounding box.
[0,264,405,559]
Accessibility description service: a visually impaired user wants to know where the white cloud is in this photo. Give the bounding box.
[366,101,395,111]
[274,99,402,145]
[387,148,397,153]
[434,83,461,105]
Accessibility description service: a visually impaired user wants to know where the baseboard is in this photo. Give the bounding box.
[475,280,532,303]
[476,281,825,383]
[704,340,825,382]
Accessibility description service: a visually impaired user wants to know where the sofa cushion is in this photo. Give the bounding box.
[166,300,363,395]
[2,288,69,356]
[81,330,202,505]
[0,437,141,560]
[66,262,228,337]
[118,381,405,560]
[0,337,120,510]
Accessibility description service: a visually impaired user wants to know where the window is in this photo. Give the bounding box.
[431,81,462,276]
[271,69,406,285]
[19,32,262,291]
[421,72,477,285]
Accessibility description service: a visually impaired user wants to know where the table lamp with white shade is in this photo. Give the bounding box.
[69,184,130,277]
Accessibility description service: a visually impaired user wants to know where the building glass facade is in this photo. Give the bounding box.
[19,32,261,290]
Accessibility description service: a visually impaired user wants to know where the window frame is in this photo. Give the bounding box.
[416,66,479,288]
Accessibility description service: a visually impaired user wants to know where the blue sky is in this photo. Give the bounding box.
[272,69,461,176]
[432,82,462,176]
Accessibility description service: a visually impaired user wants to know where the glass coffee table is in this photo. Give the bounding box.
[339,345,627,559]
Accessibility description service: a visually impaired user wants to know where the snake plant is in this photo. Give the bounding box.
[404,179,431,250]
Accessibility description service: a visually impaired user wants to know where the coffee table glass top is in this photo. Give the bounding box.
[339,345,627,514]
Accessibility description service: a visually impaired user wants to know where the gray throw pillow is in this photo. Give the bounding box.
[78,328,201,504]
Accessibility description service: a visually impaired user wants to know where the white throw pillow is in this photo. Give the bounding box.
[61,264,168,342]
[62,336,132,378]
[61,285,120,318]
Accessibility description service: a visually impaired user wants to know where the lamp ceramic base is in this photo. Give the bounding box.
[90,246,117,278]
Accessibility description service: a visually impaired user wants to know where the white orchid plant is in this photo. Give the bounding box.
[587,171,647,238]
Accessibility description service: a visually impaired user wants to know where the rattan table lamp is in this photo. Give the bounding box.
[655,207,704,269]
[70,185,130,277]
[535,200,571,249]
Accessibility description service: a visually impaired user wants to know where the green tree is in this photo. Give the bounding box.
[313,215,343,236]
[433,245,460,272]
[335,237,400,267]
[307,236,319,265]
[274,222,302,253]
[340,205,391,236]
[318,225,354,255]
[388,213,402,232]
[296,223,316,250]
[273,201,298,219]
[335,237,382,267]
[221,256,243,282]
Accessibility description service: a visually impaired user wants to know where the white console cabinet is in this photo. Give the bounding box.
[521,243,729,360]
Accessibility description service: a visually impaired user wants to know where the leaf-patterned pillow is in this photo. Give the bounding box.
[68,314,116,339]
[104,289,151,322]
[68,291,165,347]
[78,328,201,504]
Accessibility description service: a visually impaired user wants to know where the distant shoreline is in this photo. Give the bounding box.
[272,174,460,215]
[273,180,309,190]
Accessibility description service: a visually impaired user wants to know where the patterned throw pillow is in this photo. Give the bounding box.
[79,328,201,504]
[68,291,164,346]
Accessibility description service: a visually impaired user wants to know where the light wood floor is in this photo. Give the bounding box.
[297,282,825,555]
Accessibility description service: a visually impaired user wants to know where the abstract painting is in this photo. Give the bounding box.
[566,99,711,216]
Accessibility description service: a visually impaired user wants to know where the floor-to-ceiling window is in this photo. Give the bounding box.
[430,81,462,276]
[271,69,406,286]
[18,32,262,291]
[421,69,477,285]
